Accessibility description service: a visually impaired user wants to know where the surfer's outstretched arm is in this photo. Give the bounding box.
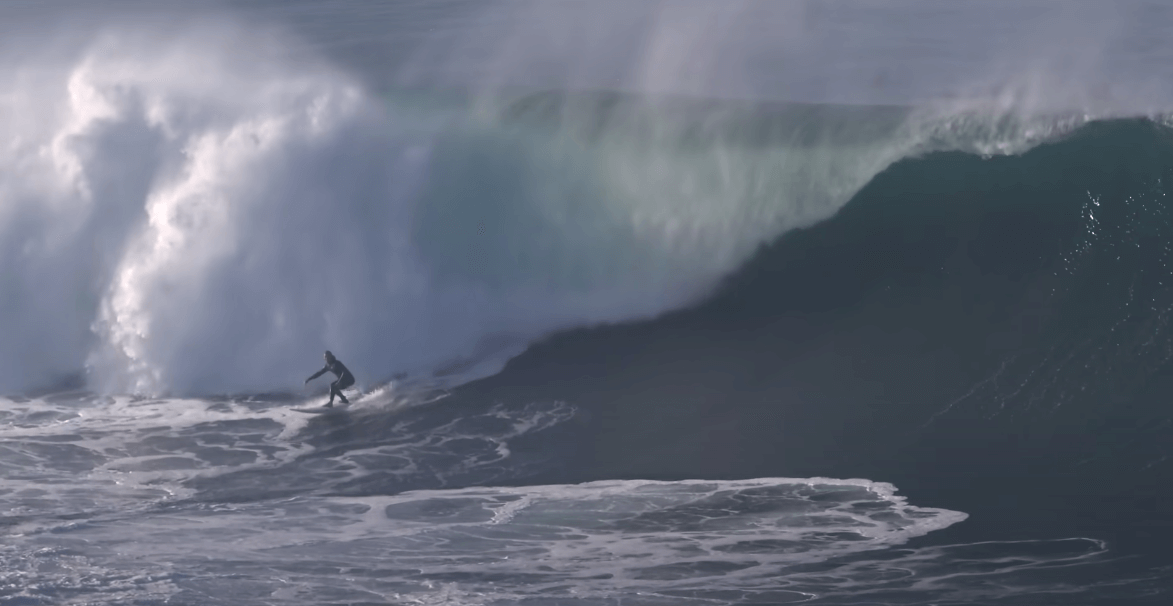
[305,367,328,384]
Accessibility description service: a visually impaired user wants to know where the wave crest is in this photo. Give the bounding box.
[0,19,1107,395]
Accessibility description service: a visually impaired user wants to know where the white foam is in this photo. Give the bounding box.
[0,390,577,533]
[0,393,317,521]
[1,475,1122,605]
[0,388,1140,604]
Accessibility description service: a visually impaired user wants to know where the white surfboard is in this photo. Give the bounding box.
[291,404,349,414]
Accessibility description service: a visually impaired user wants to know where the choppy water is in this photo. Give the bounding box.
[0,387,1148,605]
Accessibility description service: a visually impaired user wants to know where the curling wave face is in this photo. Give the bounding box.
[0,7,1148,396]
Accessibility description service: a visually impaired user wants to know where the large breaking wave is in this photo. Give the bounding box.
[0,8,1155,396]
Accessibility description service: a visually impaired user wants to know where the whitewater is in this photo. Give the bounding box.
[3,1,1173,604]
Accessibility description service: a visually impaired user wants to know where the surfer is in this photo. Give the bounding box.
[305,350,355,407]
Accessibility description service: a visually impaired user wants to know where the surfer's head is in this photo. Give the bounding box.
[324,350,335,363]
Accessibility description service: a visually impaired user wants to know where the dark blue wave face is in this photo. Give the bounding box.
[460,118,1173,603]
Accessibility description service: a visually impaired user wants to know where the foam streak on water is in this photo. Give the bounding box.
[3,471,974,605]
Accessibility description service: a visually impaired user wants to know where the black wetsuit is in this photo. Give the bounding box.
[307,359,355,405]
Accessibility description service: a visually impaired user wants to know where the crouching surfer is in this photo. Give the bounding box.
[305,350,355,407]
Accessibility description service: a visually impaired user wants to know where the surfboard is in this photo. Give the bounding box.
[291,404,349,414]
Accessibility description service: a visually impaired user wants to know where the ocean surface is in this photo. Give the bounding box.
[4,1,1173,604]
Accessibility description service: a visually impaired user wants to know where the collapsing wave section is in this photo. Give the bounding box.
[0,19,1112,396]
